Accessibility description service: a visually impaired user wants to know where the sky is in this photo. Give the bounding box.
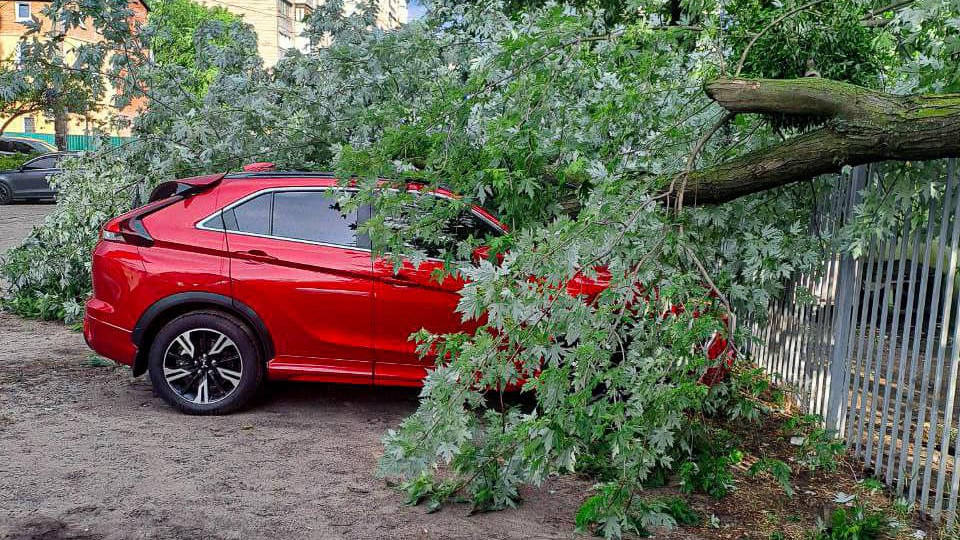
[408,0,427,20]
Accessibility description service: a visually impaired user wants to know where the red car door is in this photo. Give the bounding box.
[372,257,467,385]
[373,197,503,386]
[224,188,376,384]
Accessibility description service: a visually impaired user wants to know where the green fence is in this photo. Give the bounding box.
[2,132,134,152]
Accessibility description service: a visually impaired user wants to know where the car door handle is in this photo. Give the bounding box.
[381,271,415,286]
[236,249,277,262]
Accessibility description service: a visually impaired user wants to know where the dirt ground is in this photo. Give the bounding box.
[0,311,598,540]
[0,202,598,539]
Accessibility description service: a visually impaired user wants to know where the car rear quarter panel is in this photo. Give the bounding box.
[89,241,147,331]
[136,191,232,314]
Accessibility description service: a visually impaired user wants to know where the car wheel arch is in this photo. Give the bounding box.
[0,179,14,203]
[131,292,275,377]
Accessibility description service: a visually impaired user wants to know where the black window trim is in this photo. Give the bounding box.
[196,186,372,252]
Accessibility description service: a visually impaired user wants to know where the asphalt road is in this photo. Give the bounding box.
[0,202,52,255]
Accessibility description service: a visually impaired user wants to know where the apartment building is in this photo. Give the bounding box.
[0,0,149,139]
[200,0,407,66]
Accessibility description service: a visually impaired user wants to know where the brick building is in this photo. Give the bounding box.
[200,0,407,66]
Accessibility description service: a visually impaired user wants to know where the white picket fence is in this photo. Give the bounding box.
[748,160,960,523]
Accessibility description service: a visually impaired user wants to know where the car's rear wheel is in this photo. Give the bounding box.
[0,183,12,205]
[147,311,263,415]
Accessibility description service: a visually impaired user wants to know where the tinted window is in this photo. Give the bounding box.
[440,208,500,245]
[272,191,358,246]
[414,209,499,258]
[24,156,56,169]
[0,141,10,153]
[231,193,272,235]
[13,142,36,154]
[384,195,502,258]
[203,212,225,231]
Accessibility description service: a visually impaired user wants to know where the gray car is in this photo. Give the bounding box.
[0,152,72,204]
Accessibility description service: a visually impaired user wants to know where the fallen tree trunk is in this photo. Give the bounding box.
[679,77,960,205]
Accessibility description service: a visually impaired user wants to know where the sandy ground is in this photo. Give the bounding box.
[0,202,594,540]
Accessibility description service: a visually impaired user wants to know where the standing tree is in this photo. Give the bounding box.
[146,0,248,95]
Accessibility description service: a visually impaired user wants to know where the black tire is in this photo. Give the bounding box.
[0,183,12,205]
[147,310,263,415]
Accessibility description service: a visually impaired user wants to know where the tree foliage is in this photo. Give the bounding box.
[146,0,249,95]
[2,0,960,536]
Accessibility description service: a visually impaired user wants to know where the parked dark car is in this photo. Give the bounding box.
[0,152,73,204]
[0,136,57,156]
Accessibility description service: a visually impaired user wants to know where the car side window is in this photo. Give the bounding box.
[439,205,501,244]
[228,193,272,235]
[384,195,502,259]
[272,191,359,246]
[14,142,36,154]
[0,141,10,153]
[23,156,56,169]
[222,190,362,247]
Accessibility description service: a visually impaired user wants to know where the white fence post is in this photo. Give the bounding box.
[825,166,866,432]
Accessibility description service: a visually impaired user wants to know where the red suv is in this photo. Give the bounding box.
[84,169,731,415]
[83,170,513,414]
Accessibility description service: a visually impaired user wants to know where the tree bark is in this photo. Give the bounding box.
[669,0,682,25]
[678,78,960,205]
[54,106,69,151]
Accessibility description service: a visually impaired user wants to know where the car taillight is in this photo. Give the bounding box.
[101,214,154,246]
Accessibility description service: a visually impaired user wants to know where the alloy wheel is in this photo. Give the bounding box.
[162,328,243,405]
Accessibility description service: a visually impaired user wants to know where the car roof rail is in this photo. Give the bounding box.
[224,170,339,179]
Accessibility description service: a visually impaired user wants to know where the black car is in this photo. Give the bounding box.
[0,136,58,156]
[0,152,73,204]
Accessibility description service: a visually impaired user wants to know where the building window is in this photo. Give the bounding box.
[278,0,292,18]
[15,2,31,22]
[23,116,35,133]
[278,31,292,51]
